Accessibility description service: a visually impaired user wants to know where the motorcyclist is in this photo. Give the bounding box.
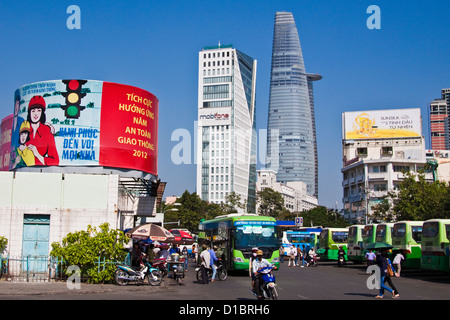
[252,250,277,299]
[338,246,346,267]
[308,248,317,266]
[249,247,259,294]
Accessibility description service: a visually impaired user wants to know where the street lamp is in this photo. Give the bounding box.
[162,203,181,228]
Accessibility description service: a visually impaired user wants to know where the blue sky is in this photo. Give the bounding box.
[0,0,449,209]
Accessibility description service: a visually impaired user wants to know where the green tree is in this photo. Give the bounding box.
[50,223,128,283]
[165,190,224,233]
[256,188,287,218]
[221,191,246,213]
[391,171,450,221]
[371,197,395,222]
[0,236,7,254]
[300,206,349,228]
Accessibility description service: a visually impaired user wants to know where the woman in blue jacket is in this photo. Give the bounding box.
[375,250,400,299]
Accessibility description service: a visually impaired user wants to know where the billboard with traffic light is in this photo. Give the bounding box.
[10,80,158,176]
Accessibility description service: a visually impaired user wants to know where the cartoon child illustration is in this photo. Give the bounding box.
[13,121,35,168]
[26,95,59,166]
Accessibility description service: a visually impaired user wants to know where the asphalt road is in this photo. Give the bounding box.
[1,259,450,301]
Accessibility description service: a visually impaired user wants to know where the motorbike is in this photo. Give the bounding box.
[115,256,162,286]
[195,259,228,283]
[338,254,346,267]
[308,255,319,267]
[250,266,278,300]
[151,258,168,277]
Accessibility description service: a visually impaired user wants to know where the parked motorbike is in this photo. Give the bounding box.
[152,258,168,277]
[250,266,278,300]
[195,259,227,283]
[115,257,162,286]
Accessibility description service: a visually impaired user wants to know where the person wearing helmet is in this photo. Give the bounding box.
[13,121,35,167]
[26,95,59,166]
[249,247,259,294]
[252,250,277,299]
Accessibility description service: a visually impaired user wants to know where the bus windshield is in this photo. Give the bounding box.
[234,223,277,250]
[332,231,348,243]
[423,222,439,238]
[287,234,313,244]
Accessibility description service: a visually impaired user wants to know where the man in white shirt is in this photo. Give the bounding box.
[252,250,277,299]
[199,244,211,284]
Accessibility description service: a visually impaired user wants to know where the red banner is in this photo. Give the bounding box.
[100,82,158,175]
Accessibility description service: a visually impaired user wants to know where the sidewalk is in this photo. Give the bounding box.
[0,280,165,298]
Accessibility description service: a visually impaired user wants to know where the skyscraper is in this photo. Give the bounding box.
[430,88,450,150]
[266,11,321,198]
[196,44,257,212]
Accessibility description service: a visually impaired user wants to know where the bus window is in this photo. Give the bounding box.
[423,222,439,238]
[376,225,386,240]
[393,223,406,238]
[411,226,422,244]
[332,231,348,243]
[446,224,450,241]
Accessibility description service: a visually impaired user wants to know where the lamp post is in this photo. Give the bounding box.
[162,202,181,228]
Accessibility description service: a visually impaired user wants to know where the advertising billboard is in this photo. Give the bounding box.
[342,108,422,140]
[10,80,158,175]
[0,114,13,171]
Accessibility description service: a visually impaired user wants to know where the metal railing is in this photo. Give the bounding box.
[0,255,124,283]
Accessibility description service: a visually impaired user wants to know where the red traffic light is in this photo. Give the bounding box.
[68,80,80,91]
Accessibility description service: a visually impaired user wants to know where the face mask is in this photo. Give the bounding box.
[253,253,257,257]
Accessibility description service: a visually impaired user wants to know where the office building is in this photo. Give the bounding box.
[196,44,257,212]
[256,169,318,213]
[266,11,321,198]
[430,88,450,150]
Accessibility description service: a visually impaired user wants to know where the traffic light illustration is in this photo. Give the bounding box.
[61,79,88,119]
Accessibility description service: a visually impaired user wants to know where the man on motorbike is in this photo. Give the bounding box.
[252,250,277,299]
[338,246,346,267]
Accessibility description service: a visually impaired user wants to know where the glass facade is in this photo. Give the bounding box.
[266,12,320,197]
[197,45,257,212]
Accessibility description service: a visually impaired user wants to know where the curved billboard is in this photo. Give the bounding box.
[10,80,158,175]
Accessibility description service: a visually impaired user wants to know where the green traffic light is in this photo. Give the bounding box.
[66,105,79,117]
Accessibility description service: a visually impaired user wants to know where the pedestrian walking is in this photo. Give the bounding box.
[181,246,189,272]
[296,245,301,267]
[375,250,400,299]
[393,251,405,277]
[199,244,211,284]
[365,250,376,266]
[279,246,285,263]
[288,245,296,267]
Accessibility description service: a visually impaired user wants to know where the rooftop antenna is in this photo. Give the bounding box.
[218,41,221,48]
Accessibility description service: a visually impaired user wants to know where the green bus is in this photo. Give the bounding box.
[198,214,280,271]
[318,228,348,261]
[375,223,395,244]
[362,224,378,261]
[392,221,423,269]
[421,219,450,272]
[347,225,365,264]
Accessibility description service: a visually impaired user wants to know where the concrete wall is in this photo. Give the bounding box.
[0,172,120,257]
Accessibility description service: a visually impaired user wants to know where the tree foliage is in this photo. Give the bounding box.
[390,171,450,221]
[50,223,128,283]
[257,188,290,218]
[0,236,7,254]
[164,190,222,233]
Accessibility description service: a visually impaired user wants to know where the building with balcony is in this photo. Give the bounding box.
[341,108,433,224]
